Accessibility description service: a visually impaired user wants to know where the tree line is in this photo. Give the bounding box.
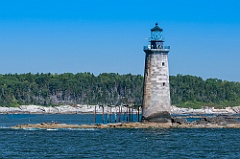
[0,73,240,108]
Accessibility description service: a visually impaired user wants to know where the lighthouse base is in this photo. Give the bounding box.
[142,111,171,123]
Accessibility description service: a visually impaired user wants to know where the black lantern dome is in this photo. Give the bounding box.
[151,23,163,32]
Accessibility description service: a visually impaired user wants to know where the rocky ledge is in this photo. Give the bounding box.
[171,115,240,128]
[12,116,240,129]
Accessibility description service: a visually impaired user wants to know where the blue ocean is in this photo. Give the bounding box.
[1,114,240,159]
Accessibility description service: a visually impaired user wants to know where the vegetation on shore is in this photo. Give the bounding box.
[0,73,240,108]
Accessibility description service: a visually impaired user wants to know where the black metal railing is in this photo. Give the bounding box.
[144,45,170,50]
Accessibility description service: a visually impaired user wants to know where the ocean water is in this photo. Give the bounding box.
[1,114,240,159]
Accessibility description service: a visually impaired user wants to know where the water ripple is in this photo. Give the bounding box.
[1,115,240,158]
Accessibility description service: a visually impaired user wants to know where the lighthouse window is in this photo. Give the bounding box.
[162,62,165,66]
[163,82,166,86]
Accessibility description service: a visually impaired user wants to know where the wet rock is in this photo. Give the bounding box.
[191,116,239,125]
[171,117,188,124]
[142,111,171,123]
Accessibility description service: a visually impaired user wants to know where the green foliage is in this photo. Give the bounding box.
[170,74,240,108]
[0,73,240,108]
[0,73,143,106]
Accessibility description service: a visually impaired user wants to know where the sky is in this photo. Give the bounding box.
[0,0,239,81]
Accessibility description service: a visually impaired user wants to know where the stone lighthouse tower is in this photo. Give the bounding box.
[142,23,171,122]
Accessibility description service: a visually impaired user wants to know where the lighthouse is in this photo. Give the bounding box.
[142,23,171,123]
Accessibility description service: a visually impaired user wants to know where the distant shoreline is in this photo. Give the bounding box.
[0,105,140,115]
[1,105,240,115]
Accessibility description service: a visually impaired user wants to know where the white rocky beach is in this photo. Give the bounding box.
[0,105,240,114]
[0,105,137,114]
[171,105,240,114]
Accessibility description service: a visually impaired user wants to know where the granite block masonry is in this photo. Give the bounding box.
[142,23,171,122]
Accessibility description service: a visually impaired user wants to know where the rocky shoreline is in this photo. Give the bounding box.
[12,115,240,129]
[1,105,240,115]
[0,105,128,114]
[4,105,240,129]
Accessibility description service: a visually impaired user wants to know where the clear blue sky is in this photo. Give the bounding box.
[0,0,239,81]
